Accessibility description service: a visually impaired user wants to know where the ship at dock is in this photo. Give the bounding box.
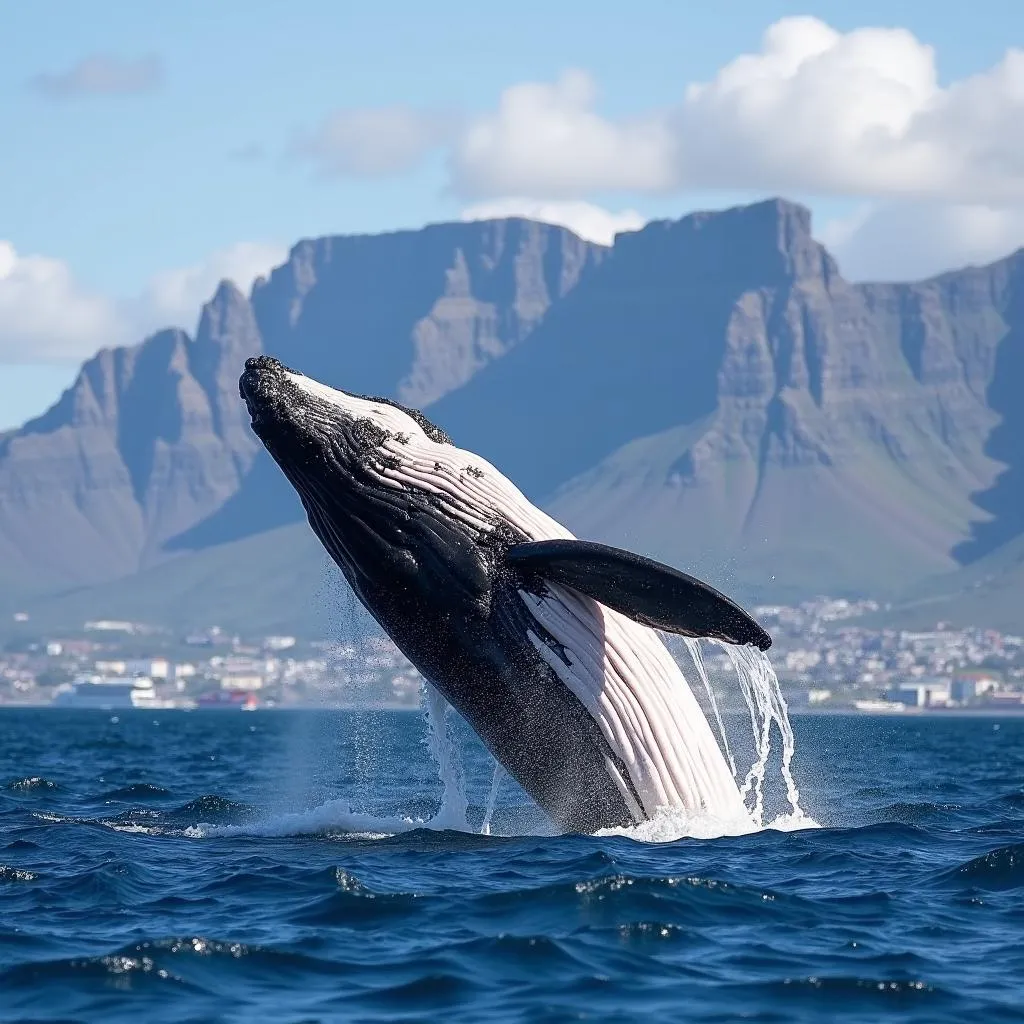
[52,676,184,710]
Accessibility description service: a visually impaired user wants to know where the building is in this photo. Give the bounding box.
[986,692,1024,707]
[126,657,169,679]
[218,674,264,692]
[888,679,951,707]
[951,673,999,702]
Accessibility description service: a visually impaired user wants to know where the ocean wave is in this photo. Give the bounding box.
[189,799,458,839]
[5,776,58,792]
[101,783,172,802]
[937,843,1024,890]
[0,864,38,881]
[169,795,258,825]
[2,708,1023,1023]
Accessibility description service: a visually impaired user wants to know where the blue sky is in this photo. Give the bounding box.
[2,1,1023,427]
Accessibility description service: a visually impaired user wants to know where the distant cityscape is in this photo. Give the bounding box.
[0,598,1021,714]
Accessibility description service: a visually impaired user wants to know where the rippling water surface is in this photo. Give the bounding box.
[1,708,1023,1022]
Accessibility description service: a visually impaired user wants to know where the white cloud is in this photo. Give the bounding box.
[134,242,287,332]
[295,106,455,176]
[0,242,123,360]
[451,70,673,198]
[460,198,646,245]
[820,201,1024,282]
[301,18,1024,208]
[0,241,285,363]
[30,54,163,98]
[671,19,1024,203]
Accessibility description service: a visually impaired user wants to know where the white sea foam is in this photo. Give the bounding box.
[191,800,435,839]
[597,805,819,844]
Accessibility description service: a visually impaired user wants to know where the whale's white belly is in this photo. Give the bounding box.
[522,585,750,822]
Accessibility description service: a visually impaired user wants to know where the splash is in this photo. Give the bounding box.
[422,683,470,830]
[481,763,505,836]
[722,642,804,825]
[680,639,814,830]
[194,635,814,842]
[597,804,818,844]
[597,640,819,846]
[682,637,737,777]
[192,800,430,839]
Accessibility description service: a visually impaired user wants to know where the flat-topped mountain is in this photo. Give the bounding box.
[2,199,1021,632]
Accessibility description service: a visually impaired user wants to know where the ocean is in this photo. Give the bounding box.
[1,707,1022,1022]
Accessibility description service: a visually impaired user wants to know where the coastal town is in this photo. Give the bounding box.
[0,597,1021,713]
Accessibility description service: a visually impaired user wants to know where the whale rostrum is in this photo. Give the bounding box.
[239,355,772,833]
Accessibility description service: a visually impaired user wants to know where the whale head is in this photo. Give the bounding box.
[239,355,452,462]
[238,354,514,596]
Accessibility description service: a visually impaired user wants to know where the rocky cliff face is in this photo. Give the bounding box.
[0,282,261,588]
[432,200,1022,600]
[253,217,603,406]
[0,220,602,589]
[1,200,1022,627]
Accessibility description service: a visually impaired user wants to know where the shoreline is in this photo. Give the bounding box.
[0,703,1022,718]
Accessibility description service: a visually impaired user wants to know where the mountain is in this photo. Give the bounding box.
[2,199,1022,635]
[0,284,261,591]
[871,533,1024,634]
[430,201,1022,604]
[0,219,602,594]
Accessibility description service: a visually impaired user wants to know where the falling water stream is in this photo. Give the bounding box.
[481,763,506,836]
[423,684,469,830]
[421,639,809,837]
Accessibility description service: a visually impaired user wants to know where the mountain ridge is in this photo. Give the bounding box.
[2,198,1022,633]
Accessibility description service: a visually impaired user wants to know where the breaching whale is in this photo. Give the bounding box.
[239,355,772,833]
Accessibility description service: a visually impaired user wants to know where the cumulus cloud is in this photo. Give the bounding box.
[30,54,163,98]
[301,17,1024,209]
[0,243,123,360]
[295,106,456,176]
[0,241,285,363]
[820,202,1024,282]
[461,198,646,245]
[452,70,673,198]
[671,19,1024,203]
[134,242,286,332]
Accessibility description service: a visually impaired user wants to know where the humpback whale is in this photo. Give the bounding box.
[239,355,771,833]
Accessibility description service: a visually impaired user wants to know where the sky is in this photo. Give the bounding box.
[2,0,1023,428]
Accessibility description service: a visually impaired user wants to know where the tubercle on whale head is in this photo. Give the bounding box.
[239,356,299,435]
[238,355,310,418]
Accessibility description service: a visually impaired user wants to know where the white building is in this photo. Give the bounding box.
[219,674,264,692]
[126,657,169,679]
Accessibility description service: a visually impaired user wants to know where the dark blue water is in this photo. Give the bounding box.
[1,709,1023,1023]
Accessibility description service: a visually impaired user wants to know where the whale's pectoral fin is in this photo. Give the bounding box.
[507,539,772,651]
